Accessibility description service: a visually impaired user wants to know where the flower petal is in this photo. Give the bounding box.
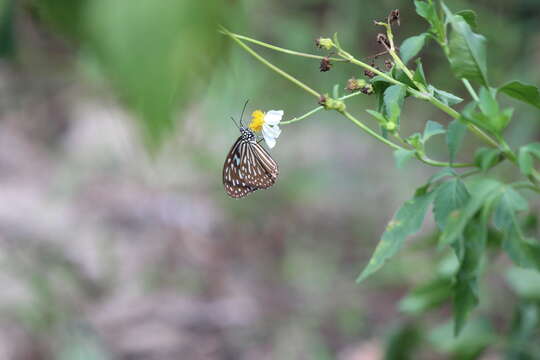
[264,136,276,149]
[262,123,281,139]
[264,110,283,125]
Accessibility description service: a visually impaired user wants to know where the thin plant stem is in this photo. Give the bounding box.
[281,92,363,125]
[223,32,346,62]
[462,79,479,102]
[222,28,321,99]
[342,110,403,151]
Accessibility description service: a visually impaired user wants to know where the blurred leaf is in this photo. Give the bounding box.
[474,147,502,171]
[0,0,14,57]
[506,303,540,359]
[493,187,528,230]
[393,148,416,169]
[400,33,428,64]
[85,0,229,149]
[423,120,445,142]
[30,0,87,40]
[506,268,540,300]
[477,87,513,132]
[366,109,388,126]
[518,143,540,176]
[384,322,421,360]
[499,81,540,110]
[406,133,423,151]
[442,2,488,86]
[429,86,464,106]
[384,84,407,127]
[357,187,435,282]
[429,319,494,359]
[399,277,452,315]
[440,178,503,246]
[446,119,467,163]
[433,178,470,229]
[496,186,540,270]
[456,10,478,31]
[427,168,458,185]
[453,214,487,336]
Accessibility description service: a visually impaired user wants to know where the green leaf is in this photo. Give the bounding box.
[433,178,470,229]
[456,10,478,31]
[428,168,458,185]
[383,85,407,127]
[413,59,427,87]
[399,277,453,315]
[453,215,487,336]
[429,320,494,358]
[85,0,229,149]
[506,268,540,300]
[357,188,435,282]
[0,0,15,58]
[474,148,501,171]
[505,303,540,358]
[429,86,464,106]
[498,81,540,110]
[423,120,445,142]
[400,33,428,64]
[493,187,528,230]
[446,119,467,163]
[440,179,503,246]
[384,323,421,360]
[415,0,444,42]
[366,109,388,126]
[518,143,540,176]
[394,148,416,169]
[442,2,488,86]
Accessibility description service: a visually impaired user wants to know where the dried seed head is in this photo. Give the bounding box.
[385,59,393,70]
[377,34,391,48]
[364,69,376,78]
[318,94,328,106]
[389,9,400,26]
[319,57,332,72]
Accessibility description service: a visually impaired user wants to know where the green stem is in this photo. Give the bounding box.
[416,154,473,168]
[223,31,346,62]
[342,110,403,151]
[281,91,362,125]
[223,29,321,99]
[462,79,479,102]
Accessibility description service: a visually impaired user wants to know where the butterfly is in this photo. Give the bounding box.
[223,102,279,198]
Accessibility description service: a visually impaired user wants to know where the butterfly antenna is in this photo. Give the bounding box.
[239,100,249,127]
[230,116,240,129]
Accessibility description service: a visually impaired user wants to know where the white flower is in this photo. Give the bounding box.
[249,109,283,149]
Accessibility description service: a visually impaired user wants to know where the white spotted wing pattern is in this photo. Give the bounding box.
[223,127,279,198]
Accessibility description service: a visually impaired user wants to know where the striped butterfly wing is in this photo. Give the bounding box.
[223,137,279,198]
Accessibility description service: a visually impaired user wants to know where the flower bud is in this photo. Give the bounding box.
[315,37,334,50]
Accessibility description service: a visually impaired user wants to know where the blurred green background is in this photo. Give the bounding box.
[0,0,539,359]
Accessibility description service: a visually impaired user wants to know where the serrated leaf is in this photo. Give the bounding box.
[384,84,407,127]
[433,178,470,229]
[428,168,458,184]
[453,215,486,336]
[440,179,503,246]
[429,86,464,106]
[442,3,488,86]
[357,189,435,282]
[498,81,540,110]
[394,148,416,169]
[456,10,478,31]
[401,33,428,64]
[447,119,467,163]
[415,0,444,42]
[493,187,528,230]
[474,148,501,171]
[423,120,445,142]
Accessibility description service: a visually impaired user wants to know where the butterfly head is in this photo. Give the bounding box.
[240,126,256,142]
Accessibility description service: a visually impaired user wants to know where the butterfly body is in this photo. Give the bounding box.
[223,127,279,198]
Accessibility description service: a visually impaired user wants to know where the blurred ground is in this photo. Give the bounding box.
[0,0,539,359]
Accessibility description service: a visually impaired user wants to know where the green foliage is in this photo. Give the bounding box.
[442,2,489,86]
[400,34,428,64]
[518,143,540,176]
[499,81,540,110]
[356,187,435,282]
[433,177,470,229]
[446,119,467,164]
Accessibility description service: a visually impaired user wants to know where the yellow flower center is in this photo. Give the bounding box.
[249,110,265,132]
